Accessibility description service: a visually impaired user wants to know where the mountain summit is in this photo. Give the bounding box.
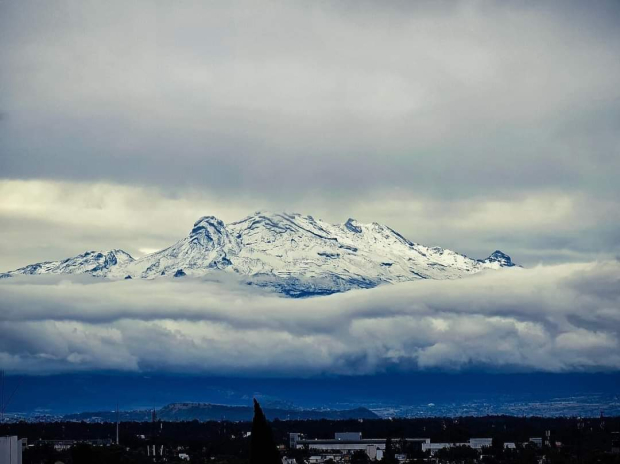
[480,250,516,268]
[2,212,517,296]
[2,249,134,277]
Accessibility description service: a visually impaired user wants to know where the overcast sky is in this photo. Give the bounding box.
[0,0,620,270]
[1,1,619,268]
[1,1,620,379]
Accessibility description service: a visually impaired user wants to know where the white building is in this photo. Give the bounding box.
[308,455,341,463]
[422,442,457,454]
[335,432,362,441]
[530,438,543,447]
[422,438,493,455]
[291,433,429,461]
[469,438,493,449]
[0,436,23,464]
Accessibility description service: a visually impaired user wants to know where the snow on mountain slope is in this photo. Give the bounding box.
[2,249,134,278]
[120,216,240,278]
[1,212,517,296]
[479,250,516,268]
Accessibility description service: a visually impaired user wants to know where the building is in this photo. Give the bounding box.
[308,455,342,463]
[290,433,303,449]
[469,438,493,449]
[421,438,494,455]
[0,436,23,464]
[421,443,452,454]
[290,432,429,460]
[335,432,362,441]
[34,439,113,451]
[611,432,619,454]
[530,438,543,448]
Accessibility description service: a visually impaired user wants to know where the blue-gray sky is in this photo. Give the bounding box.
[1,1,620,376]
[1,0,619,268]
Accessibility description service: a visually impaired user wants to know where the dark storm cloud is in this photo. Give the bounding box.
[0,262,619,375]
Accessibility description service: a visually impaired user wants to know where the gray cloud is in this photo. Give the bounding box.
[0,261,618,375]
[1,2,619,378]
[1,0,619,200]
[1,1,620,267]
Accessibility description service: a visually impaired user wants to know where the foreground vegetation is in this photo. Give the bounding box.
[2,413,619,463]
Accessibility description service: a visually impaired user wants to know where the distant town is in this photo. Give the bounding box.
[2,402,620,464]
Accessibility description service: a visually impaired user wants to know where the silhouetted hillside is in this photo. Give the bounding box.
[63,403,379,422]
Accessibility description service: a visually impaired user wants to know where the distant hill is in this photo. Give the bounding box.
[6,373,620,418]
[63,402,379,422]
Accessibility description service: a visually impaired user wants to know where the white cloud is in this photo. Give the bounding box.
[0,261,618,375]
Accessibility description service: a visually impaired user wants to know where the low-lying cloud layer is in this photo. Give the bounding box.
[1,261,618,375]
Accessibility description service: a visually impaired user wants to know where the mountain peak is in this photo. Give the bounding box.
[105,249,135,266]
[190,216,231,241]
[344,218,362,233]
[5,248,134,277]
[482,250,515,267]
[188,216,238,253]
[192,216,226,232]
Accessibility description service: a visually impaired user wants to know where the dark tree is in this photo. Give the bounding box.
[351,449,370,463]
[250,398,281,464]
[435,445,479,463]
[382,437,398,463]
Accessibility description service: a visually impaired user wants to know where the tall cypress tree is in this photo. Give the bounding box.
[250,398,281,464]
[382,437,397,463]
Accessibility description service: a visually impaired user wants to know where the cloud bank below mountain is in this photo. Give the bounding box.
[1,260,618,375]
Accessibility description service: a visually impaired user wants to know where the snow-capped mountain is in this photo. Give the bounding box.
[2,212,517,296]
[479,250,516,268]
[2,249,134,278]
